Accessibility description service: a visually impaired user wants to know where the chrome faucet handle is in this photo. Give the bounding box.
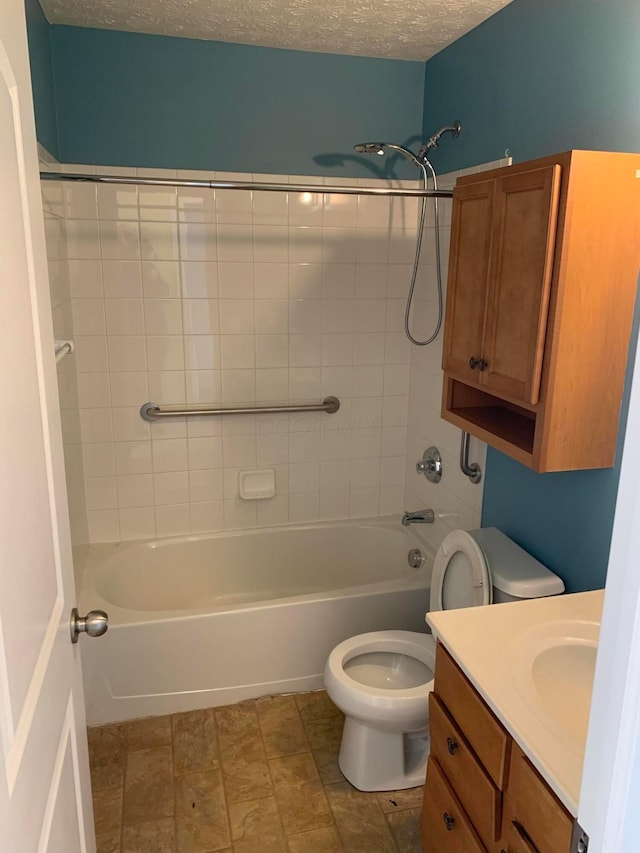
[401,509,435,526]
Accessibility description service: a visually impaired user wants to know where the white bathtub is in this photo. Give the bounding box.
[78,517,433,725]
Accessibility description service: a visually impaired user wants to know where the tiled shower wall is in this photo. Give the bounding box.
[50,165,436,542]
[403,159,511,548]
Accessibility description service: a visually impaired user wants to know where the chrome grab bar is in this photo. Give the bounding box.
[39,171,454,199]
[460,431,482,484]
[140,396,340,422]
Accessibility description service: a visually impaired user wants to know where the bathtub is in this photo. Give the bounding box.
[78,517,433,725]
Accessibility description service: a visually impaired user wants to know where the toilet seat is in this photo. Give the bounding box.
[430,529,492,612]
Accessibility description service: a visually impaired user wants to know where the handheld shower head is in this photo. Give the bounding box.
[353,141,424,170]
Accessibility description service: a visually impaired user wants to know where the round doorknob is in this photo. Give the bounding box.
[70,608,109,644]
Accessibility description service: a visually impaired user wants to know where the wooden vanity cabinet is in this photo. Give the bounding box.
[422,643,574,853]
[441,150,640,472]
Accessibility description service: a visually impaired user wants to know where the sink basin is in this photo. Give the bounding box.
[511,619,600,754]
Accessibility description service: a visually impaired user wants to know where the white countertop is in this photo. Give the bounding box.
[426,589,604,816]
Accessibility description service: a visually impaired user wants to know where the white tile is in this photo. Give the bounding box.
[289,333,321,367]
[138,186,177,222]
[80,408,114,444]
[381,426,407,457]
[154,471,190,505]
[72,299,106,335]
[75,336,109,374]
[222,413,256,436]
[289,367,322,400]
[112,408,150,443]
[97,184,138,220]
[379,485,404,515]
[119,507,156,540]
[354,333,386,365]
[321,334,353,367]
[350,427,382,458]
[322,299,355,334]
[186,370,221,404]
[349,486,380,518]
[215,189,252,224]
[384,332,410,365]
[217,224,252,262]
[190,500,225,533]
[356,265,388,299]
[321,431,351,461]
[218,262,254,299]
[319,490,350,520]
[219,300,254,334]
[63,183,97,219]
[100,221,140,260]
[255,299,288,334]
[180,261,218,298]
[179,222,218,261]
[323,228,357,264]
[350,458,380,489]
[68,260,102,298]
[85,476,117,511]
[289,462,320,493]
[289,192,323,226]
[152,438,188,472]
[147,336,185,371]
[383,363,410,397]
[221,369,256,403]
[388,264,414,298]
[188,436,223,469]
[289,299,322,333]
[155,504,190,536]
[148,371,186,404]
[66,220,100,259]
[289,263,322,299]
[102,260,142,298]
[142,260,180,297]
[355,300,387,332]
[222,434,256,467]
[144,298,183,334]
[183,299,220,335]
[253,192,288,226]
[353,365,384,397]
[87,509,119,542]
[220,335,255,369]
[223,499,257,530]
[357,196,391,229]
[257,433,289,465]
[82,443,115,477]
[288,491,319,522]
[117,474,154,508]
[185,336,220,370]
[388,231,416,265]
[105,298,144,335]
[356,229,388,264]
[178,188,216,223]
[254,263,288,299]
[257,496,289,526]
[383,395,408,427]
[323,194,357,228]
[115,440,153,475]
[320,460,350,491]
[322,264,356,300]
[77,373,110,408]
[107,336,147,372]
[289,430,321,463]
[290,226,323,264]
[110,371,148,407]
[189,469,224,502]
[255,335,288,368]
[253,226,288,262]
[255,368,289,401]
[380,456,406,486]
[351,397,383,429]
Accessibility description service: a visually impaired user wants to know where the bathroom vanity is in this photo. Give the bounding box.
[421,591,602,852]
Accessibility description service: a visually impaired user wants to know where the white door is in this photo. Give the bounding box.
[0,1,96,850]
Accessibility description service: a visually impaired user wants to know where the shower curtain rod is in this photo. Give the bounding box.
[38,171,453,198]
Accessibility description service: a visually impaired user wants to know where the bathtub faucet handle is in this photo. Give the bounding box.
[401,509,435,526]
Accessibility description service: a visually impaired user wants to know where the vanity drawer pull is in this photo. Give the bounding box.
[447,737,458,755]
[443,812,455,831]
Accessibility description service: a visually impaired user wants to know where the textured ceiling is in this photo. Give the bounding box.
[40,0,512,61]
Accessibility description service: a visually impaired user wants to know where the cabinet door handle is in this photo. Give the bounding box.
[469,356,479,369]
[443,812,455,831]
[447,737,458,755]
[469,356,489,371]
[477,358,488,371]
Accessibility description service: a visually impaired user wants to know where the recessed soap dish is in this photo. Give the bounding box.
[239,469,276,500]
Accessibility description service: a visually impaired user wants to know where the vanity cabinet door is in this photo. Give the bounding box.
[505,821,540,853]
[422,757,487,853]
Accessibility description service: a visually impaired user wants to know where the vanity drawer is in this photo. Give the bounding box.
[509,745,573,853]
[422,757,487,853]
[430,693,501,848]
[506,821,539,853]
[435,643,510,788]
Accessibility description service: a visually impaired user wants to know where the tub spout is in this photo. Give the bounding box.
[401,509,435,526]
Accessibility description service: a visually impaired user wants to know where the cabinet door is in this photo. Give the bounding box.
[442,180,495,384]
[421,757,487,853]
[481,165,561,404]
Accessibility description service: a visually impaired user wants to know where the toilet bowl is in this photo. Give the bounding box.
[324,527,565,792]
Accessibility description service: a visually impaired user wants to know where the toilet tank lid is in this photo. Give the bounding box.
[471,527,565,598]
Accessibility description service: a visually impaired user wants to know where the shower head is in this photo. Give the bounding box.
[419,120,462,156]
[353,141,424,170]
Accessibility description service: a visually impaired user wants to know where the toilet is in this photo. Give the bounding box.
[323,527,565,792]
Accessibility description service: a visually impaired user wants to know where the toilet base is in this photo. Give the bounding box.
[337,716,429,792]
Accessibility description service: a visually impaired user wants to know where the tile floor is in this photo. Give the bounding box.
[89,690,424,853]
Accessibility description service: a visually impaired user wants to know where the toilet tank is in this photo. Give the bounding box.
[470,528,565,604]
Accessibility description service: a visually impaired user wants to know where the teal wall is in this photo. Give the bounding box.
[47,26,424,178]
[423,0,640,592]
[24,0,58,158]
